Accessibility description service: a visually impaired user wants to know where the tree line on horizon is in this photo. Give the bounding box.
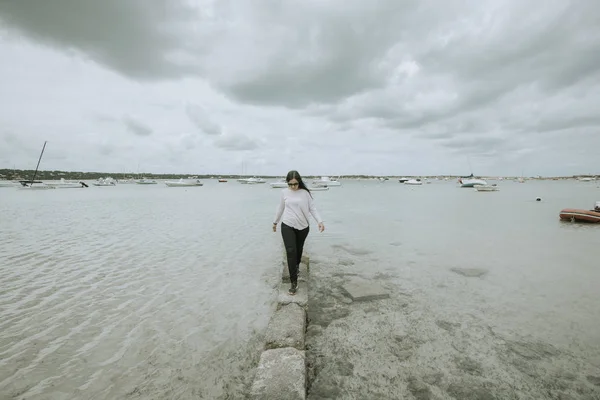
[0,168,596,181]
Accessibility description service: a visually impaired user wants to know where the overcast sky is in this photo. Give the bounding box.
[0,0,599,176]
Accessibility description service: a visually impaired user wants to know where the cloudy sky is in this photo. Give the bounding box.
[0,0,599,177]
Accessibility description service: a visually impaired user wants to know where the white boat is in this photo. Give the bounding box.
[458,175,487,187]
[238,177,266,184]
[312,176,341,187]
[398,177,410,183]
[46,178,88,188]
[93,177,117,186]
[136,178,157,184]
[474,184,499,192]
[270,178,288,188]
[165,178,203,187]
[18,141,57,190]
[308,186,329,191]
[405,179,422,185]
[19,182,55,190]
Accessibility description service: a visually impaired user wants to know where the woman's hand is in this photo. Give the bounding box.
[272,223,277,232]
[318,222,325,232]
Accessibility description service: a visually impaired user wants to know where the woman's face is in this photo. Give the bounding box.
[287,178,299,191]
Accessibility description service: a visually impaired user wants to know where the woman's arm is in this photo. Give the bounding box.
[273,190,285,224]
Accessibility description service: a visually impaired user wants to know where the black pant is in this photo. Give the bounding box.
[281,222,309,284]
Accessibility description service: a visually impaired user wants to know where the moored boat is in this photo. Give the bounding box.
[559,205,600,223]
[270,178,288,188]
[46,178,88,188]
[136,178,157,184]
[459,178,487,187]
[474,184,498,192]
[93,177,117,186]
[238,177,266,184]
[312,176,341,187]
[165,178,203,187]
[18,182,55,190]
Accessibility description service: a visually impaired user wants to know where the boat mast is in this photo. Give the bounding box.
[31,141,47,183]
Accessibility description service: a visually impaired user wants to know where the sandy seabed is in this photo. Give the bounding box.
[304,263,600,400]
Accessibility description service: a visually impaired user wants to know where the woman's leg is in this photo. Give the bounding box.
[295,226,310,267]
[281,223,299,287]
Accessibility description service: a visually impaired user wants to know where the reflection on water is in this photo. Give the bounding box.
[1,179,599,398]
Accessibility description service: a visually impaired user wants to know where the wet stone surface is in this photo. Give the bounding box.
[450,267,489,278]
[303,264,600,400]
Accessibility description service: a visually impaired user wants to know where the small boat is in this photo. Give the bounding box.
[405,179,422,185]
[136,178,157,184]
[18,141,57,190]
[398,177,410,183]
[238,177,266,184]
[93,177,117,186]
[459,178,487,187]
[474,184,498,192]
[218,178,227,182]
[313,176,341,187]
[165,178,203,187]
[46,178,88,188]
[270,179,288,188]
[559,203,600,223]
[308,186,329,191]
[18,182,55,190]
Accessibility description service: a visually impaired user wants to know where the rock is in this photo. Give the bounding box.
[249,348,306,400]
[278,281,309,308]
[341,278,389,301]
[450,268,488,278]
[265,303,306,350]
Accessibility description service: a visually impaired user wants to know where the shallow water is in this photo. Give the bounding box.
[1,179,599,399]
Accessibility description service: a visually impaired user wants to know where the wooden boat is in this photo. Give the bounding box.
[559,208,600,223]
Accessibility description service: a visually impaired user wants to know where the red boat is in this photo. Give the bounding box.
[559,207,600,223]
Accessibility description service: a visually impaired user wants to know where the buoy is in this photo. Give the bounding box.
[536,197,541,201]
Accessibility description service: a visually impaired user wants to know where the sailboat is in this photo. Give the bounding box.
[19,141,55,190]
[458,157,487,187]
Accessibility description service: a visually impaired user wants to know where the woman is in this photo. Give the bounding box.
[273,170,325,295]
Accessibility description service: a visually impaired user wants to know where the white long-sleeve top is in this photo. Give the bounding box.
[273,188,323,230]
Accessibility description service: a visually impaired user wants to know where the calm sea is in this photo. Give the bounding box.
[1,179,599,399]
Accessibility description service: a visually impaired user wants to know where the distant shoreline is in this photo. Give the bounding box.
[0,169,597,181]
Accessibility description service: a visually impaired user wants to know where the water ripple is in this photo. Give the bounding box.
[0,184,279,399]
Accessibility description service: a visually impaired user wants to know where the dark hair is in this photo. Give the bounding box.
[286,170,312,197]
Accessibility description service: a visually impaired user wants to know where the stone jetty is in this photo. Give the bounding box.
[248,255,311,400]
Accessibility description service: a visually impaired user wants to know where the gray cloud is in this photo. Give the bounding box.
[213,133,259,151]
[185,103,222,135]
[0,0,199,80]
[123,115,152,137]
[1,0,599,176]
